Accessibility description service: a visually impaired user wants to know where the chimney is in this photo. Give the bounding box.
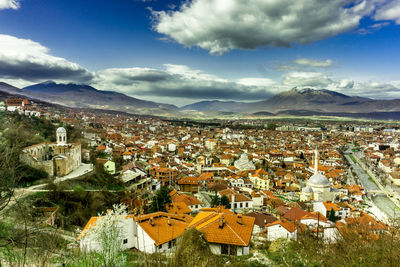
[168,216,171,226]
[149,217,154,226]
[219,215,225,228]
[237,214,243,225]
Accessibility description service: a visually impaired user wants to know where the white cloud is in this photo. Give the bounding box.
[338,79,354,89]
[0,34,94,82]
[282,71,333,88]
[374,0,400,24]
[152,0,376,55]
[348,81,400,99]
[92,65,277,100]
[293,58,333,68]
[0,0,19,10]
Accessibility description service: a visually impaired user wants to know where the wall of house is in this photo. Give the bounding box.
[80,218,135,252]
[266,225,297,241]
[136,224,157,253]
[300,218,331,228]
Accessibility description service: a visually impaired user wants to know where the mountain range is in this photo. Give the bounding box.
[0,81,177,115]
[182,88,400,114]
[2,81,400,120]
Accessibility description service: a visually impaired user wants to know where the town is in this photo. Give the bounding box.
[2,97,400,266]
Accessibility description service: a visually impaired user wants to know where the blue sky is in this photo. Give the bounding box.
[1,0,400,105]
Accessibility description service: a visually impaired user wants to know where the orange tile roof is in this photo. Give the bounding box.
[323,201,341,211]
[265,219,297,233]
[171,193,202,205]
[77,216,99,240]
[166,202,192,214]
[177,176,200,185]
[200,206,233,214]
[136,212,193,246]
[283,207,309,221]
[188,212,255,246]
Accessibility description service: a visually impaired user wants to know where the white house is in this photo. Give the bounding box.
[313,201,351,221]
[79,212,193,254]
[264,220,297,241]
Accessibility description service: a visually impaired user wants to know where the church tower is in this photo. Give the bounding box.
[56,127,67,145]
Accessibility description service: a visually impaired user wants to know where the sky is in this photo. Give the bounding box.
[0,0,400,106]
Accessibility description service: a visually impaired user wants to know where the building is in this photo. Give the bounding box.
[177,176,201,193]
[264,219,298,241]
[79,212,193,253]
[234,153,255,171]
[20,127,81,177]
[313,201,351,221]
[300,149,337,202]
[5,98,29,112]
[187,211,255,256]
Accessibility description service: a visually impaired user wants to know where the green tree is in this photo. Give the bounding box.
[220,195,230,208]
[328,208,337,222]
[150,186,172,212]
[210,192,221,207]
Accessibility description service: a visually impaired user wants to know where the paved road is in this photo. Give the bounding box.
[345,154,380,191]
[345,147,400,220]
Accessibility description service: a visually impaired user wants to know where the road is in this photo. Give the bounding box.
[345,146,400,220]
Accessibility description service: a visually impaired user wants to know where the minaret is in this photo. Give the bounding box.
[314,147,318,175]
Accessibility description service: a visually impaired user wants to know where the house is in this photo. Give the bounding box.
[264,219,298,241]
[166,202,192,215]
[134,212,193,253]
[5,98,29,112]
[170,191,203,212]
[104,160,116,175]
[218,188,253,212]
[150,167,179,186]
[313,201,351,220]
[249,169,270,190]
[79,212,192,253]
[187,211,255,256]
[177,176,201,194]
[220,154,234,166]
[245,212,277,234]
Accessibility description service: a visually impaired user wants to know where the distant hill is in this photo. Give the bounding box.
[183,88,400,115]
[0,81,178,115]
[0,82,24,95]
[181,100,249,112]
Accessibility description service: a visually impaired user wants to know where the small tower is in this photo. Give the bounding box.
[314,147,319,175]
[56,127,67,145]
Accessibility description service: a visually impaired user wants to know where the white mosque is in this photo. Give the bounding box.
[234,153,256,171]
[300,149,339,202]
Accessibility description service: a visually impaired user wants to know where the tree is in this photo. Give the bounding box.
[328,208,337,222]
[210,192,221,207]
[150,186,172,212]
[91,204,127,267]
[220,195,230,208]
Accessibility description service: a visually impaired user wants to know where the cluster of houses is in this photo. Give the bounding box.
[3,97,395,256]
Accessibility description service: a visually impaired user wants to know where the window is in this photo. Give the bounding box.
[221,244,229,255]
[246,203,248,208]
[123,239,128,244]
[168,241,172,249]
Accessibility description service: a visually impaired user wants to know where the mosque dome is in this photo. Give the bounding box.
[307,173,330,188]
[56,127,66,134]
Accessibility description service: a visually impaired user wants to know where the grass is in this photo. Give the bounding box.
[349,154,357,163]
